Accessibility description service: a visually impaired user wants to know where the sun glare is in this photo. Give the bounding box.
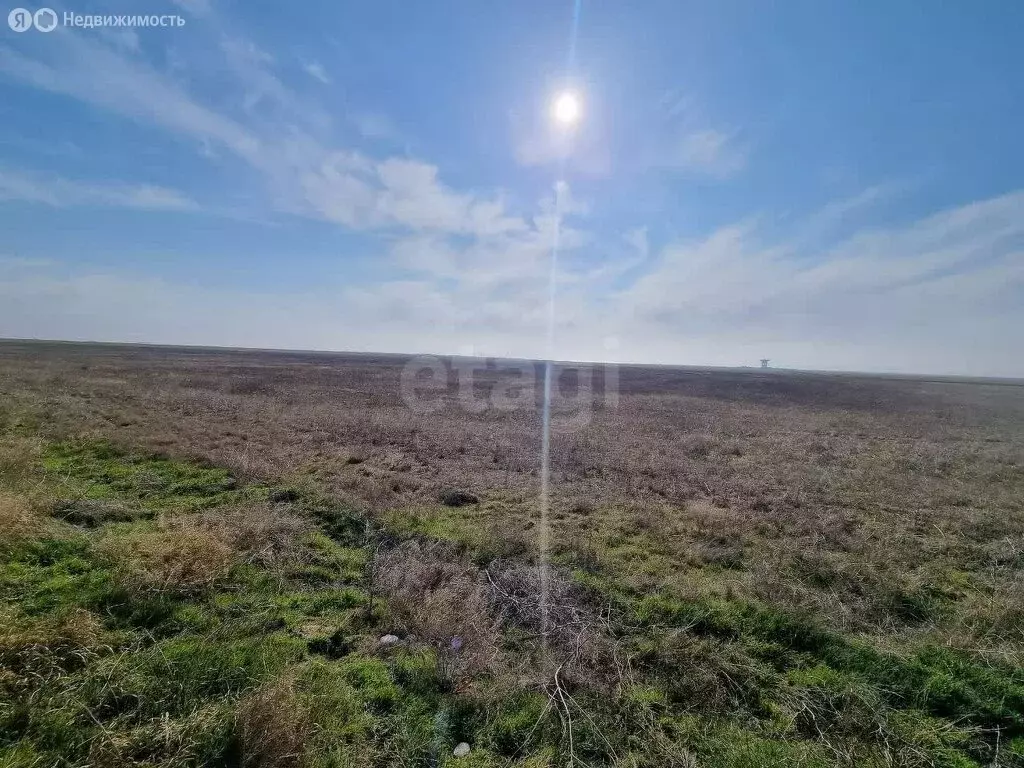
[552,91,581,126]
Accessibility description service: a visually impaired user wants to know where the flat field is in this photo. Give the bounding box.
[2,340,1023,767]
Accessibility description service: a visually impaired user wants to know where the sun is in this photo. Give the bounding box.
[552,91,581,126]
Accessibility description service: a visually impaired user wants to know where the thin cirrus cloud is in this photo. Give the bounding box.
[0,168,197,211]
[640,90,748,179]
[0,21,600,337]
[604,190,1024,374]
[0,31,528,239]
[0,38,266,169]
[663,128,748,179]
[303,61,331,84]
[0,188,1021,376]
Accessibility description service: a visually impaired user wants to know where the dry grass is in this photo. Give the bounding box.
[98,502,312,596]
[373,539,501,684]
[0,607,106,717]
[2,341,1024,646]
[3,341,1024,766]
[99,522,235,596]
[0,435,43,486]
[0,607,104,675]
[0,492,46,544]
[235,676,310,768]
[87,704,232,768]
[180,503,312,569]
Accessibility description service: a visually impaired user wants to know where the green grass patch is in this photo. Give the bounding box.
[43,439,251,512]
[4,432,1023,767]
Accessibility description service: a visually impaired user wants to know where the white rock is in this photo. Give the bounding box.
[379,634,400,646]
[453,742,471,758]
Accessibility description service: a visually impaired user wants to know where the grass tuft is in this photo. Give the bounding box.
[235,675,310,768]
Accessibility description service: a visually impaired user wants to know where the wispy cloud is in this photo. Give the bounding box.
[303,61,330,84]
[351,111,401,143]
[0,168,197,211]
[643,89,748,179]
[96,27,140,53]
[299,153,529,237]
[663,128,748,179]
[624,227,649,260]
[1,11,1020,376]
[3,188,1022,375]
[607,190,1024,373]
[0,29,524,239]
[0,37,265,167]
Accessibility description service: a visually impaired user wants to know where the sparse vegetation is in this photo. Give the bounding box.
[1,340,1023,766]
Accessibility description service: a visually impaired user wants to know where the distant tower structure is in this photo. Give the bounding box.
[760,358,770,369]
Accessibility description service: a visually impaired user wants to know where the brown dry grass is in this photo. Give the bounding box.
[179,503,312,569]
[235,676,310,768]
[0,435,43,485]
[0,607,104,668]
[0,607,105,703]
[2,341,1023,652]
[373,539,501,684]
[98,502,312,596]
[99,521,235,596]
[0,492,46,544]
[4,341,1024,766]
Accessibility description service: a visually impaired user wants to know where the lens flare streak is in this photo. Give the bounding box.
[539,0,584,649]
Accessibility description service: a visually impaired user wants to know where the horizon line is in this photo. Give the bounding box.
[3,336,1023,386]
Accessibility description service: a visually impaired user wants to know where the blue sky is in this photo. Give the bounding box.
[1,0,1022,375]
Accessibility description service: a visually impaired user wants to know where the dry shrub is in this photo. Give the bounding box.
[681,434,716,460]
[236,676,310,768]
[100,522,234,597]
[481,514,534,561]
[337,473,395,507]
[485,559,610,687]
[220,447,282,484]
[626,502,671,535]
[51,498,142,528]
[374,540,500,683]
[0,493,44,544]
[439,489,478,507]
[690,532,745,568]
[485,560,589,641]
[566,498,595,516]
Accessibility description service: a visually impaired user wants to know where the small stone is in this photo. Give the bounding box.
[379,634,400,646]
[453,742,471,758]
